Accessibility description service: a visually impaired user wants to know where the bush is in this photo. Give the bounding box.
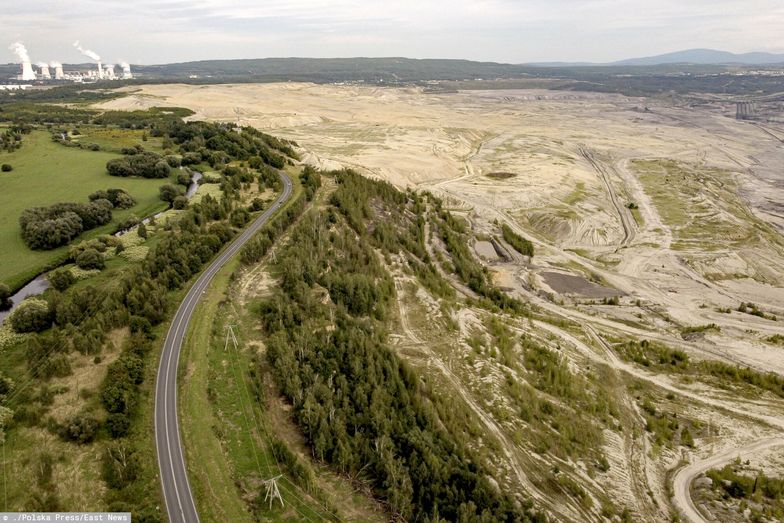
[176,171,192,186]
[172,196,189,210]
[106,151,170,178]
[9,298,51,333]
[501,224,534,257]
[88,189,136,209]
[106,413,130,438]
[60,413,99,444]
[159,183,184,203]
[48,269,75,291]
[0,283,11,310]
[1,164,12,172]
[19,200,113,250]
[75,248,105,270]
[230,208,250,227]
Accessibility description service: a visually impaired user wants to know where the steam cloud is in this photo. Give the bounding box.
[37,62,48,68]
[50,61,62,68]
[9,42,31,63]
[73,40,100,61]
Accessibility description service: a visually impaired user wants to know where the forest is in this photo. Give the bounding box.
[258,170,545,522]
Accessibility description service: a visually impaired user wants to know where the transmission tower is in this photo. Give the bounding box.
[263,475,284,509]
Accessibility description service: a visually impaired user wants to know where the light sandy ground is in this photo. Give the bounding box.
[98,83,784,521]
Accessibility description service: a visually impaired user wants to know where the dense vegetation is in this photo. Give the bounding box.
[705,465,784,520]
[106,151,170,178]
[19,199,114,250]
[616,339,784,399]
[501,223,534,257]
[1,124,30,152]
[259,170,543,521]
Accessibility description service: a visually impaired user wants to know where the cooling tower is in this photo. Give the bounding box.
[21,61,35,81]
[121,63,133,79]
[52,63,64,80]
[38,63,51,79]
[104,64,116,79]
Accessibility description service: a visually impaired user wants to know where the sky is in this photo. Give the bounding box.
[4,0,784,65]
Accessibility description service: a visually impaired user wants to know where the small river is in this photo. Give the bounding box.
[1,172,204,325]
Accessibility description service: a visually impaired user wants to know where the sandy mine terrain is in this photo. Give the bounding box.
[98,83,784,522]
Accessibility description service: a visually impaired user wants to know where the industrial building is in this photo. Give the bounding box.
[6,41,132,84]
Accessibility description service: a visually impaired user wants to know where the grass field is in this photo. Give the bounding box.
[0,130,168,290]
[70,128,165,154]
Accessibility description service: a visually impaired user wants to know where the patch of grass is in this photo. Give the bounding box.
[680,323,721,337]
[70,128,164,154]
[563,181,586,206]
[0,130,167,290]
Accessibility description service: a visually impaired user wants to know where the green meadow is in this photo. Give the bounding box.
[0,130,167,290]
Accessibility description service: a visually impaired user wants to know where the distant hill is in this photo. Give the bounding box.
[134,57,532,83]
[611,49,784,66]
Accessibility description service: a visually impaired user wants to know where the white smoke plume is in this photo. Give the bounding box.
[73,40,100,61]
[9,42,31,63]
[37,62,47,68]
[49,61,62,68]
[119,61,130,69]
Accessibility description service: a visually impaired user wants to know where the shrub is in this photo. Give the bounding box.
[172,196,189,210]
[75,248,105,270]
[88,188,136,209]
[159,183,184,203]
[60,413,99,444]
[9,298,51,333]
[19,200,113,250]
[501,223,534,257]
[48,269,75,291]
[106,151,170,178]
[0,283,11,310]
[1,164,12,172]
[106,413,130,438]
[176,171,192,186]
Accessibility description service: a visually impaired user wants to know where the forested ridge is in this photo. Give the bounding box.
[258,170,544,522]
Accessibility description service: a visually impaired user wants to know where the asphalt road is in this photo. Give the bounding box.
[672,437,784,523]
[154,172,293,523]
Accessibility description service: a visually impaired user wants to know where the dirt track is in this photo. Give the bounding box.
[672,438,784,523]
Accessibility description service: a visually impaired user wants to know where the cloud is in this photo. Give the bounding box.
[3,0,783,64]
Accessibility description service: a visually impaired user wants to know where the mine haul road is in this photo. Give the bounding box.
[154,172,293,523]
[672,437,784,523]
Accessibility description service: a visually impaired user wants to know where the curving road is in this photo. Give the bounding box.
[155,172,293,523]
[672,437,784,523]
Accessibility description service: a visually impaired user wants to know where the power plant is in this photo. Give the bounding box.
[4,40,133,84]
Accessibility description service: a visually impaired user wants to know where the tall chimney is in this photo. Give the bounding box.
[97,60,104,79]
